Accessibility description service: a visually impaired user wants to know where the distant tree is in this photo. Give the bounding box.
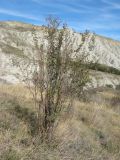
[12,16,95,141]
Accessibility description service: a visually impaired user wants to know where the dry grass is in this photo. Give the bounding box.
[0,84,32,100]
[0,84,120,160]
[55,99,120,160]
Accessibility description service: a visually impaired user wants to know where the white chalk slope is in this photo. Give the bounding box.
[0,21,120,87]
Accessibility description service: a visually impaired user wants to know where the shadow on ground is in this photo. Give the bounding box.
[12,103,38,136]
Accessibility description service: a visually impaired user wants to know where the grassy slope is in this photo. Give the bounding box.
[0,85,120,160]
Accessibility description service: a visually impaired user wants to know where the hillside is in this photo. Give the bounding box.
[0,84,120,160]
[0,21,120,160]
[0,21,120,87]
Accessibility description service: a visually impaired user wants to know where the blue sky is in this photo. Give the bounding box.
[0,0,120,40]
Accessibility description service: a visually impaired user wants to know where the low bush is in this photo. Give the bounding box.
[88,63,120,75]
[116,84,120,90]
[106,84,113,88]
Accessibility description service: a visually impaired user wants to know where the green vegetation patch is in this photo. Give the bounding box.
[88,63,120,75]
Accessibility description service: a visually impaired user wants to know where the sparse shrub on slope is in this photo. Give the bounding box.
[89,63,120,75]
[116,84,120,90]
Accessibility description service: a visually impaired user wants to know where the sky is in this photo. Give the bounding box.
[0,0,120,40]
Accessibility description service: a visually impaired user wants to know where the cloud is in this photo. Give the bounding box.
[58,4,93,14]
[0,8,40,20]
[69,19,120,32]
[102,0,120,9]
[32,0,95,14]
[70,23,108,31]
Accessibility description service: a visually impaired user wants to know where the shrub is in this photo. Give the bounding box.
[88,63,120,75]
[116,84,120,90]
[106,84,113,88]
